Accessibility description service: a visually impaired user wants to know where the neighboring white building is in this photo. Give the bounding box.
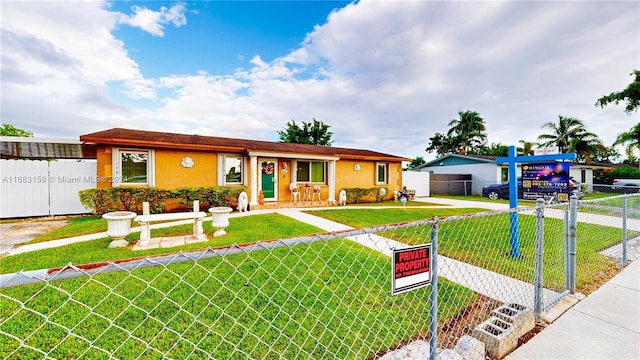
[416,154,610,195]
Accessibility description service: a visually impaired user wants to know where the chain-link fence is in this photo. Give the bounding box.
[1,194,638,359]
[428,180,639,198]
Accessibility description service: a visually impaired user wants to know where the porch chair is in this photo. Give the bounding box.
[289,183,300,202]
[312,185,322,201]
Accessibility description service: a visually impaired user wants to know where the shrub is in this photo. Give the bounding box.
[342,187,389,204]
[79,186,246,215]
[594,165,640,184]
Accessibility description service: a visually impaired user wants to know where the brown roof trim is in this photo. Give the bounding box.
[80,128,411,162]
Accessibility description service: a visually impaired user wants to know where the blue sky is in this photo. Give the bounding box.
[108,1,349,77]
[1,1,639,160]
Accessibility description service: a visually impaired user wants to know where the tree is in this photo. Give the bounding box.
[517,140,535,156]
[590,146,620,164]
[277,118,333,146]
[405,156,426,170]
[595,69,640,114]
[467,142,509,157]
[568,136,606,163]
[446,110,487,154]
[425,132,457,156]
[537,116,601,154]
[613,122,640,168]
[1,124,33,137]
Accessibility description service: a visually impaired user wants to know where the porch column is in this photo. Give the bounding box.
[328,160,336,203]
[250,155,259,206]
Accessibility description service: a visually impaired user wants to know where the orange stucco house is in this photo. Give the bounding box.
[80,128,409,207]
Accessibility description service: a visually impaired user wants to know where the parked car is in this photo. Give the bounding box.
[482,178,584,200]
[612,179,640,194]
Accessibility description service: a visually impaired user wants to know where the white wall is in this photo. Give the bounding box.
[0,159,96,218]
[570,167,594,192]
[421,163,500,195]
[402,171,430,197]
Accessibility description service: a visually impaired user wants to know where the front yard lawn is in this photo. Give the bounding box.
[306,207,488,228]
[0,214,324,273]
[0,238,475,359]
[307,207,633,294]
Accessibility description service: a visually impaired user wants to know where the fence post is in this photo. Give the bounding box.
[563,204,570,290]
[429,217,439,360]
[534,198,544,318]
[622,195,628,266]
[567,194,578,294]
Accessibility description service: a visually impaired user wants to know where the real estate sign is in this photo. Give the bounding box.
[391,244,431,295]
[521,162,570,201]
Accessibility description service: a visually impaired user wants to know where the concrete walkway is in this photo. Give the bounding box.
[276,207,561,307]
[506,258,640,360]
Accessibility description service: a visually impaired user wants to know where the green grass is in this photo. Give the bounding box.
[306,207,488,228]
[432,194,541,206]
[25,203,447,245]
[432,194,513,204]
[405,213,632,293]
[347,200,446,207]
[0,214,324,273]
[582,192,620,200]
[0,239,476,359]
[27,216,106,244]
[307,207,634,293]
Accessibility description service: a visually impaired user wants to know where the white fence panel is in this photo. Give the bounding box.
[402,171,430,197]
[49,161,96,215]
[0,159,96,218]
[1,160,50,218]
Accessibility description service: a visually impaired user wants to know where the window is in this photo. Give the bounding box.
[376,163,389,184]
[224,156,243,184]
[114,149,153,186]
[580,169,586,183]
[296,161,326,183]
[501,168,508,182]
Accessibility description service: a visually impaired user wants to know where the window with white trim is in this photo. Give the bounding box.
[114,149,154,186]
[296,161,326,183]
[224,155,244,184]
[376,162,389,185]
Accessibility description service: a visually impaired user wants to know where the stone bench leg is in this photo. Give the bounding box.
[139,221,151,247]
[193,217,206,241]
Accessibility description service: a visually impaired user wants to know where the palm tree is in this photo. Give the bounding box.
[517,140,535,156]
[569,136,606,163]
[447,110,487,154]
[613,122,640,168]
[537,116,600,154]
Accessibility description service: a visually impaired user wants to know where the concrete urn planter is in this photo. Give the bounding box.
[209,207,233,237]
[102,211,137,248]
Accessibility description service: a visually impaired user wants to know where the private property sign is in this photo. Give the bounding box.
[391,244,431,295]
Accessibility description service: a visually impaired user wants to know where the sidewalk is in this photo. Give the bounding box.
[507,258,640,360]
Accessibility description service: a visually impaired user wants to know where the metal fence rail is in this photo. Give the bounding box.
[1,194,637,359]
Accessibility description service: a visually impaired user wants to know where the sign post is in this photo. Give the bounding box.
[496,146,576,258]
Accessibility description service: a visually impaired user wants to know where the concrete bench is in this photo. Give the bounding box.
[135,201,207,247]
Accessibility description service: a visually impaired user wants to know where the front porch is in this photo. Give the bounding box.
[251,200,336,210]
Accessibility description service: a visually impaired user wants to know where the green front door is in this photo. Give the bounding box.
[261,161,276,199]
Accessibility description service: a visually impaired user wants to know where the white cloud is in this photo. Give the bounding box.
[118,3,187,37]
[1,0,638,162]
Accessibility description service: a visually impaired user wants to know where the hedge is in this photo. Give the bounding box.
[79,186,246,215]
[341,187,390,204]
